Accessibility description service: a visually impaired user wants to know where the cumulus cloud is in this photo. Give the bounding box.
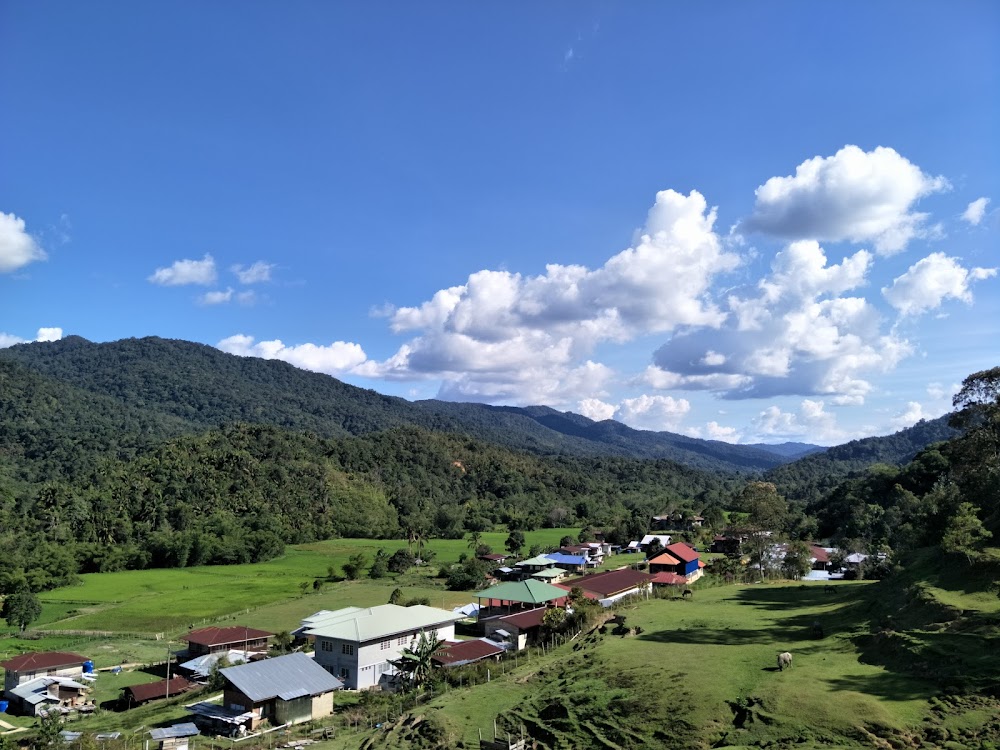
[232,261,274,284]
[0,327,64,348]
[962,197,990,226]
[705,421,742,443]
[217,334,368,375]
[577,398,616,421]
[748,399,846,443]
[0,211,47,273]
[613,394,691,431]
[882,252,997,316]
[650,240,909,404]
[745,145,949,254]
[889,401,926,431]
[364,189,739,405]
[148,254,217,286]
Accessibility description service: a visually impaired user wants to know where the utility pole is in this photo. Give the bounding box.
[165,642,172,700]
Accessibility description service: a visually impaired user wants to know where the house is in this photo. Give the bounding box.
[305,604,462,690]
[664,543,702,581]
[650,572,688,588]
[542,553,588,574]
[474,580,568,622]
[647,551,682,574]
[560,569,654,607]
[182,626,273,657]
[558,545,604,566]
[529,567,567,584]
[199,652,342,731]
[148,724,200,750]
[638,534,672,552]
[431,639,505,668]
[122,677,196,707]
[477,553,511,565]
[710,535,741,554]
[2,652,91,693]
[810,545,833,571]
[178,650,253,680]
[4,676,90,716]
[481,607,549,650]
[513,555,557,576]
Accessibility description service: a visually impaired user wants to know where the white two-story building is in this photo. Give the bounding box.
[303,604,462,690]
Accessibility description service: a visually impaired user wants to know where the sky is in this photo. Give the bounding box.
[2,2,999,446]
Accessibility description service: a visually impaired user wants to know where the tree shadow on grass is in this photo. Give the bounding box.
[824,671,939,702]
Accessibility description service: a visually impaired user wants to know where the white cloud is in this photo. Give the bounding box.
[577,398,616,421]
[0,211,47,273]
[231,261,274,284]
[882,252,997,316]
[200,288,233,305]
[705,421,742,443]
[236,290,258,305]
[748,399,847,443]
[364,189,739,405]
[889,401,926,431]
[0,327,64,348]
[613,394,691,432]
[148,254,217,286]
[217,334,368,376]
[651,240,909,403]
[745,145,949,254]
[962,197,990,226]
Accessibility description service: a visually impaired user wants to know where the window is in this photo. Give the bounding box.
[339,667,350,680]
[380,640,391,650]
[320,641,332,652]
[397,636,407,646]
[341,643,355,655]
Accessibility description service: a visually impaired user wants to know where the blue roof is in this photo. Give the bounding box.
[149,724,200,740]
[545,553,587,565]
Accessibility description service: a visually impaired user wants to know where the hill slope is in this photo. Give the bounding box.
[1,336,799,473]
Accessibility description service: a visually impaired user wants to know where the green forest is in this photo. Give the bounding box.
[1,336,997,608]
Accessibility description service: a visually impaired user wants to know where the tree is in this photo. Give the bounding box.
[387,548,416,574]
[389,630,442,690]
[781,541,812,580]
[541,606,566,635]
[739,482,788,581]
[559,535,575,548]
[388,587,403,605]
[466,531,482,551]
[368,549,388,579]
[2,589,41,632]
[273,630,294,653]
[645,538,664,559]
[342,552,367,580]
[505,530,525,556]
[941,502,992,560]
[35,711,64,750]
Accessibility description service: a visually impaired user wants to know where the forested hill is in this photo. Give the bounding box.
[1,335,801,473]
[765,415,960,504]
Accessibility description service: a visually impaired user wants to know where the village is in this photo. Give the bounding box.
[0,516,858,750]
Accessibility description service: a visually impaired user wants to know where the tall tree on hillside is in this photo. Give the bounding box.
[941,502,993,561]
[949,366,1000,534]
[466,531,482,552]
[739,481,788,581]
[2,589,42,632]
[505,530,525,556]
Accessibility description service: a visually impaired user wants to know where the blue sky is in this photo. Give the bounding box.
[2,1,998,445]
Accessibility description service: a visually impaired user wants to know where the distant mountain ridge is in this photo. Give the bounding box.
[0,335,818,474]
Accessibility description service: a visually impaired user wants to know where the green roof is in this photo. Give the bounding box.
[531,568,565,579]
[474,580,567,605]
[515,555,555,567]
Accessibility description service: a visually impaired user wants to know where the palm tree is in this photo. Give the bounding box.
[390,630,442,690]
[467,531,482,551]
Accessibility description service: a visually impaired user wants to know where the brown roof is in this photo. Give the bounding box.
[478,553,509,562]
[183,626,274,647]
[432,639,504,667]
[499,607,548,630]
[1,651,89,673]
[124,676,196,703]
[648,552,681,566]
[561,569,654,598]
[665,542,699,564]
[810,545,831,563]
[651,572,688,585]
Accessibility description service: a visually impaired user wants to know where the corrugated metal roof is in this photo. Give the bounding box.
[221,652,342,703]
[544,553,587,566]
[149,723,201,740]
[304,604,461,643]
[1,651,89,672]
[474,580,566,605]
[183,626,273,647]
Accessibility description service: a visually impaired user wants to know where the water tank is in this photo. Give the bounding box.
[0,700,9,713]
[83,661,95,673]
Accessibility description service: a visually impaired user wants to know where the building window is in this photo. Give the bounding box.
[380,640,391,650]
[339,667,350,680]
[341,643,355,655]
[397,636,407,646]
[320,641,332,652]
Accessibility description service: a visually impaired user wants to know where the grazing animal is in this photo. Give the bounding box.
[823,584,834,593]
[811,621,824,639]
[682,589,693,599]
[777,652,793,671]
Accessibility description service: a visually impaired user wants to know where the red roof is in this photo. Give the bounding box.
[651,572,688,585]
[698,560,706,568]
[183,626,274,647]
[478,553,509,562]
[1,652,89,672]
[552,583,599,600]
[432,639,504,667]
[665,542,699,564]
[499,607,548,630]
[561,569,654,598]
[810,545,831,563]
[124,676,196,703]
[648,552,681,566]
